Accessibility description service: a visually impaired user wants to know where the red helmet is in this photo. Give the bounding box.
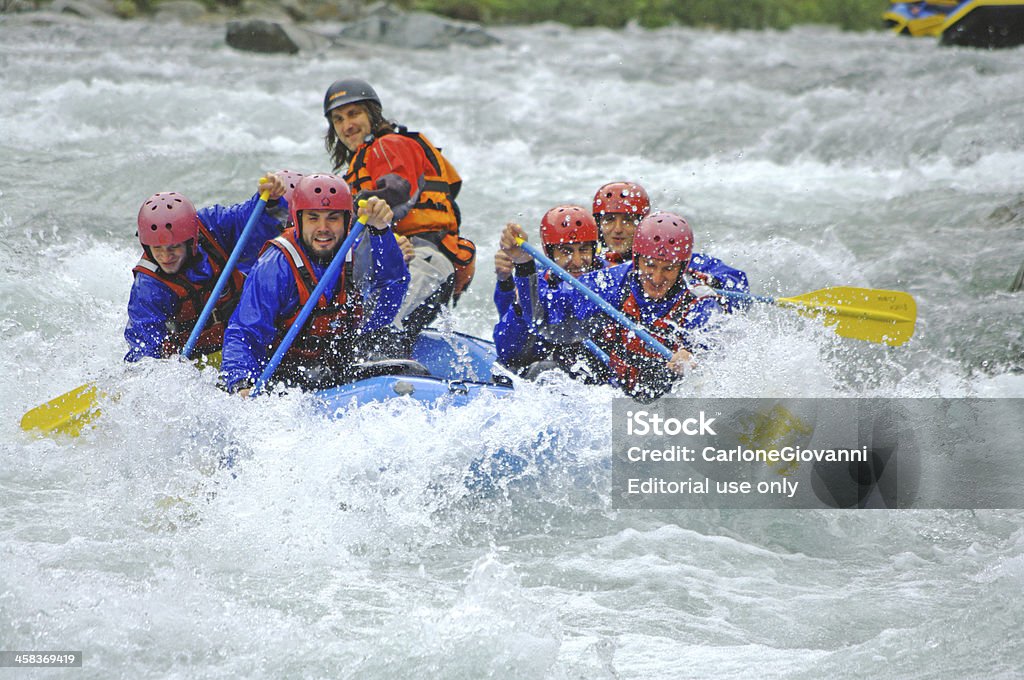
[275,169,304,204]
[289,174,353,229]
[539,205,599,246]
[592,181,651,218]
[632,212,693,264]
[137,192,200,247]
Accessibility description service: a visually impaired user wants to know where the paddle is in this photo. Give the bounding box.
[714,287,917,346]
[19,383,103,438]
[517,237,917,350]
[180,187,271,359]
[581,338,621,387]
[1011,260,1024,293]
[249,202,370,397]
[514,238,673,359]
[20,187,274,437]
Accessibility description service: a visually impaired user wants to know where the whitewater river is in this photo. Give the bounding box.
[2,13,1023,678]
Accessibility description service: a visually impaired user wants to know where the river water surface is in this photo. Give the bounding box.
[1,15,1022,679]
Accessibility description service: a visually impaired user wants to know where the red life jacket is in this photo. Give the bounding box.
[599,279,708,390]
[345,128,461,238]
[131,222,243,357]
[345,127,476,298]
[264,227,363,362]
[601,250,630,266]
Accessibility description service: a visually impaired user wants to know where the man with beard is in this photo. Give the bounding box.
[219,174,409,396]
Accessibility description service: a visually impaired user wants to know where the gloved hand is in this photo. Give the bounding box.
[356,173,412,213]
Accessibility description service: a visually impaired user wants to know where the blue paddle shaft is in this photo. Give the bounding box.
[516,240,673,360]
[582,338,619,387]
[181,192,269,360]
[583,338,610,365]
[714,288,775,305]
[250,217,368,397]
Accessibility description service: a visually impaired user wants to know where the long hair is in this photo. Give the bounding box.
[324,101,396,173]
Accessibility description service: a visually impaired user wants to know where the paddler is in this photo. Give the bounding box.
[502,212,723,401]
[124,173,290,362]
[493,206,611,383]
[592,180,750,309]
[323,78,475,353]
[218,174,408,397]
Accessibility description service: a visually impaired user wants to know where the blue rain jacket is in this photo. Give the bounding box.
[494,252,747,369]
[218,228,409,391]
[124,193,288,362]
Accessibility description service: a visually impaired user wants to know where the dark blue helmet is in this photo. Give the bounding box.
[323,78,381,117]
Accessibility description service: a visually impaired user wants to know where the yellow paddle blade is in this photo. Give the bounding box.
[776,286,917,347]
[196,350,222,370]
[19,351,223,439]
[20,383,105,438]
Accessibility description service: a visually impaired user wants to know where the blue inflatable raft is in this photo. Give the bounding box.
[313,329,514,416]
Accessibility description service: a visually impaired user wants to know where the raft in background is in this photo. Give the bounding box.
[939,0,1024,47]
[883,0,1024,47]
[884,0,959,36]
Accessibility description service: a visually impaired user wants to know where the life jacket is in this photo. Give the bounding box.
[600,251,747,311]
[599,275,709,390]
[264,227,363,363]
[131,222,243,358]
[345,127,476,298]
[600,250,630,266]
[346,127,461,238]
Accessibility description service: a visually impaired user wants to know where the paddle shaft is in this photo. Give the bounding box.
[250,215,369,397]
[515,239,673,360]
[716,289,774,305]
[181,189,270,360]
[581,338,621,387]
[715,288,913,323]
